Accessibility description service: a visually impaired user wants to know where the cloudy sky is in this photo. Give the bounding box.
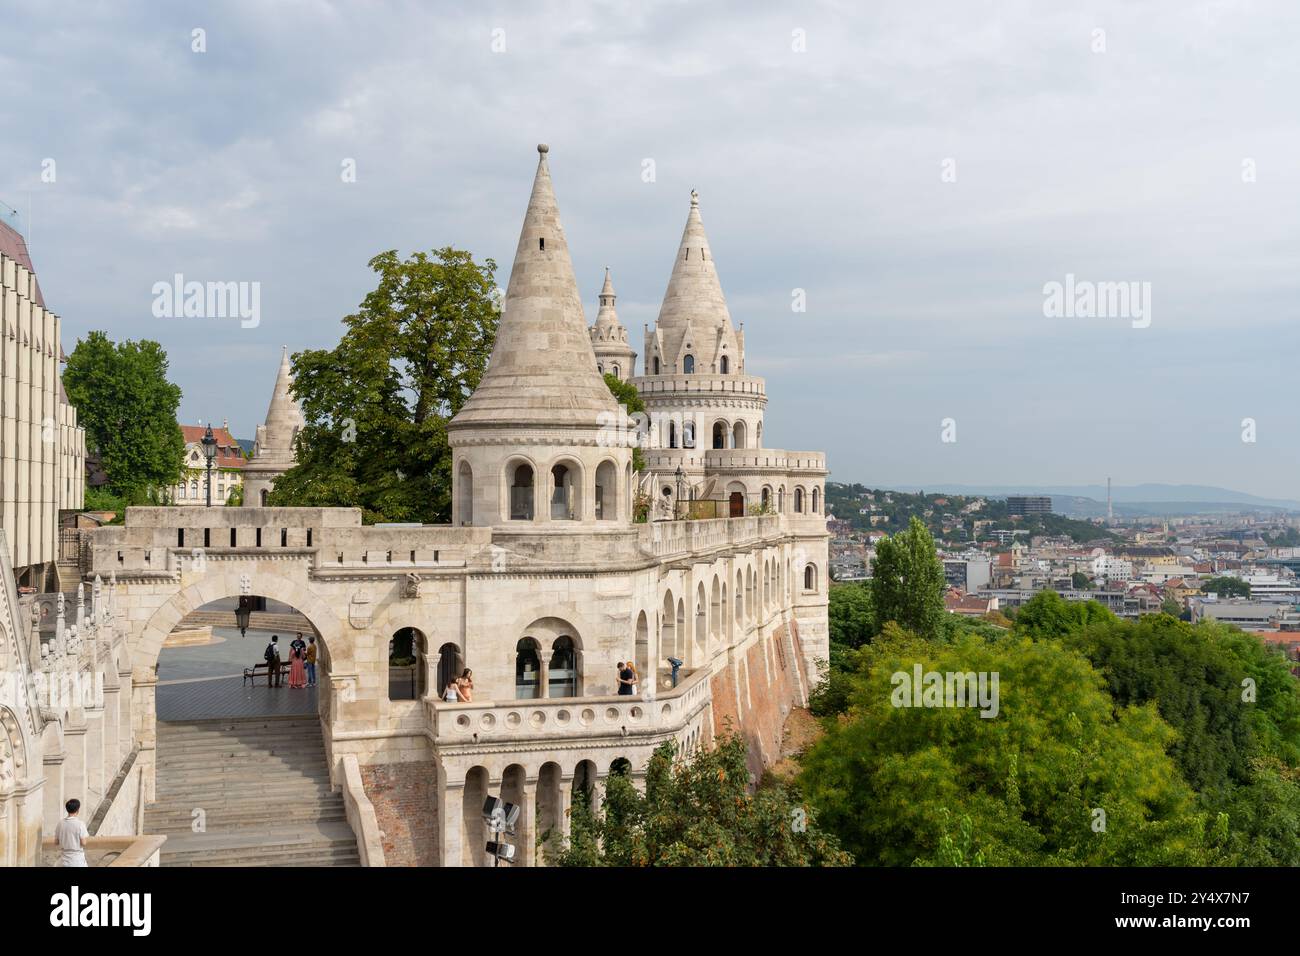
[2,0,1298,499]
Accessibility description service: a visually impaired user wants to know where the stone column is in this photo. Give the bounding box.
[62,718,88,810]
[559,772,574,843]
[425,651,440,701]
[131,674,157,803]
[102,684,121,780]
[520,777,538,867]
[537,651,551,699]
[42,748,66,831]
[441,779,464,867]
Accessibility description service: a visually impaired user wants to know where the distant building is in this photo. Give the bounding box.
[0,220,87,587]
[170,422,245,505]
[1006,495,1052,516]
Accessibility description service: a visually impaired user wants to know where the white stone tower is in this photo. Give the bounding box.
[243,346,306,507]
[589,268,636,382]
[448,145,635,527]
[633,190,769,504]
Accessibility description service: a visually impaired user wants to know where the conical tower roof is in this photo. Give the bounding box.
[591,267,625,337]
[655,190,735,337]
[451,144,619,430]
[253,346,304,464]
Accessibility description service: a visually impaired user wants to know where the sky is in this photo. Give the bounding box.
[2,0,1298,499]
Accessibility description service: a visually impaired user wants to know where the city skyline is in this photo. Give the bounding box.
[3,1,1298,498]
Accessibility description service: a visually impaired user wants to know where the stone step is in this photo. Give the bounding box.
[152,718,359,867]
[157,751,329,768]
[146,809,349,833]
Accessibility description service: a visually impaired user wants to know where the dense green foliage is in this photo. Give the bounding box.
[63,331,185,503]
[268,248,499,522]
[800,625,1218,865]
[869,517,947,638]
[555,737,852,866]
[801,577,1300,866]
[1200,575,1251,598]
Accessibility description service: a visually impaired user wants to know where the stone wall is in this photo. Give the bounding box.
[360,761,440,866]
[708,619,808,780]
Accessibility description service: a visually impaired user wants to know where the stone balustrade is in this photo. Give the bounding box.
[643,514,784,558]
[41,834,166,867]
[431,665,711,747]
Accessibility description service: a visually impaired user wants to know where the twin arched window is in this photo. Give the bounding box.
[683,354,695,374]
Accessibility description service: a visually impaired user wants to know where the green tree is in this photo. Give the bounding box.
[799,626,1215,866]
[829,582,875,649]
[63,331,185,503]
[1201,576,1250,598]
[555,737,852,866]
[1059,614,1256,801]
[268,248,499,522]
[1071,571,1093,590]
[1013,590,1115,639]
[869,516,947,638]
[603,372,646,473]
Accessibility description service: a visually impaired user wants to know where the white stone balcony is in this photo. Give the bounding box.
[430,665,711,748]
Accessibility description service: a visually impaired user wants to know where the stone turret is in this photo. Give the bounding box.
[448,145,634,527]
[643,190,744,377]
[243,346,305,507]
[589,268,637,381]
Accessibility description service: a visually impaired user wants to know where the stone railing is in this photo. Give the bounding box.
[431,665,712,747]
[41,835,166,867]
[338,754,386,867]
[643,515,784,558]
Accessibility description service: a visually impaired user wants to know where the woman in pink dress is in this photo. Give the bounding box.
[288,646,307,689]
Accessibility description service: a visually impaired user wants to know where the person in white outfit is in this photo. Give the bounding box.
[55,799,89,867]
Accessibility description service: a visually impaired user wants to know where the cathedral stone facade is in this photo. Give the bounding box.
[5,145,829,867]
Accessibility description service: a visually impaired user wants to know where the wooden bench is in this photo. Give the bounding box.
[242,662,283,685]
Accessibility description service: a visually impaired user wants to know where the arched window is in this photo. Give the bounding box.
[812,487,820,513]
[436,642,463,698]
[457,460,473,525]
[260,489,269,506]
[756,422,763,446]
[597,362,603,373]
[653,356,660,375]
[720,355,730,373]
[761,486,771,510]
[683,354,695,374]
[594,460,617,520]
[683,422,695,448]
[795,487,804,513]
[732,421,746,449]
[804,564,817,591]
[515,638,541,699]
[549,636,578,698]
[510,462,535,520]
[712,421,726,449]
[388,627,426,700]
[177,484,186,500]
[551,462,578,520]
[668,421,678,449]
[611,363,620,378]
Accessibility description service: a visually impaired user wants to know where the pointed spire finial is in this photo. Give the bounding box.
[690,189,699,206]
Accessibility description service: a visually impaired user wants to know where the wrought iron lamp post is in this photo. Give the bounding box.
[674,466,685,520]
[201,424,218,507]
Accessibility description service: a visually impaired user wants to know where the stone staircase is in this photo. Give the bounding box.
[145,715,361,866]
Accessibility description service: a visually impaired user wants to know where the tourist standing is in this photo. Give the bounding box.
[290,632,306,659]
[456,668,474,702]
[616,661,634,695]
[265,635,282,688]
[626,660,640,695]
[288,643,307,689]
[305,636,318,687]
[55,799,89,868]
